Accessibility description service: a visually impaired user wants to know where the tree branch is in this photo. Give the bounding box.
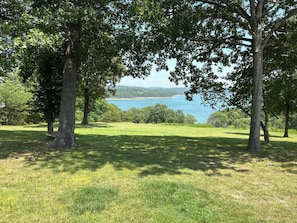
[203,35,252,47]
[199,0,252,32]
[256,0,265,17]
[263,7,297,47]
[249,0,256,18]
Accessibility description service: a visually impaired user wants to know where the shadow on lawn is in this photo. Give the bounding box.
[0,130,46,160]
[1,129,296,176]
[28,134,251,176]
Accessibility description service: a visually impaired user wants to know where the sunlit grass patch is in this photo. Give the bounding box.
[67,186,118,215]
[139,179,221,222]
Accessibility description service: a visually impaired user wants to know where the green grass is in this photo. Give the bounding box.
[0,123,297,222]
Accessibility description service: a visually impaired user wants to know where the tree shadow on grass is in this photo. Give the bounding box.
[0,130,46,159]
[24,135,243,176]
[17,133,297,176]
[225,132,287,138]
[1,129,296,176]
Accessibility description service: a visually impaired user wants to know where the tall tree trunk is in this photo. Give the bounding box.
[51,23,80,148]
[248,31,264,152]
[283,103,290,137]
[81,87,89,125]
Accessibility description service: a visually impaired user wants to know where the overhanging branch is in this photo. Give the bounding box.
[263,7,297,47]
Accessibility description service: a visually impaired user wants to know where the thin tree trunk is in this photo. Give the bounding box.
[51,23,80,148]
[263,108,269,144]
[47,121,54,135]
[283,103,290,137]
[260,121,269,144]
[81,87,89,125]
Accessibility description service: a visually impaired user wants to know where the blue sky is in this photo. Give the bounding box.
[119,69,179,88]
[119,59,180,88]
[118,60,233,88]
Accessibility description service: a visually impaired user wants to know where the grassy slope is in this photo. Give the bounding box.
[0,123,297,223]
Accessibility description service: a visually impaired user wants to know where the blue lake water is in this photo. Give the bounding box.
[107,95,217,123]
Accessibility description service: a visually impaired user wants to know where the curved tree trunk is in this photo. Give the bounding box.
[260,121,269,144]
[51,23,80,148]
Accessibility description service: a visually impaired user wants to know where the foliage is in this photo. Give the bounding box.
[226,16,297,136]
[135,0,297,151]
[101,104,122,123]
[77,21,127,124]
[207,108,297,130]
[6,0,158,147]
[19,47,63,127]
[122,104,197,124]
[0,73,32,125]
[75,99,197,124]
[0,0,29,76]
[207,108,248,129]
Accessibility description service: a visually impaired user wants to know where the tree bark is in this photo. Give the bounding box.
[47,121,54,135]
[263,108,270,144]
[51,23,80,148]
[283,103,290,137]
[247,27,264,152]
[260,121,269,144]
[81,87,89,125]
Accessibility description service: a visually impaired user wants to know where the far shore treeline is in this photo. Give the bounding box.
[108,86,187,99]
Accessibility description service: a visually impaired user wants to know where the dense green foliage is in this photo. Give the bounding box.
[207,108,297,130]
[76,98,197,124]
[0,73,32,125]
[122,104,197,124]
[109,86,186,98]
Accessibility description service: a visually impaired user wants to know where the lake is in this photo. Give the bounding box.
[107,95,218,123]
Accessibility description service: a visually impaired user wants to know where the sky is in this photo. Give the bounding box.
[119,69,179,88]
[119,59,181,88]
[118,60,233,88]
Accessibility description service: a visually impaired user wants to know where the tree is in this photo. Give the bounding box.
[101,104,122,123]
[264,17,297,137]
[9,0,149,148]
[18,44,63,135]
[265,72,297,137]
[0,73,32,125]
[78,35,125,125]
[185,114,197,124]
[226,15,297,140]
[137,0,297,151]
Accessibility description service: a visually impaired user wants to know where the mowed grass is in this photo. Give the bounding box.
[0,123,297,223]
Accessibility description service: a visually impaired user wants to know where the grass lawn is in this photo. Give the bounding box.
[0,123,297,223]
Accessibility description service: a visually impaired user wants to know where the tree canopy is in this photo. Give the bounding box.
[3,0,153,148]
[134,0,297,151]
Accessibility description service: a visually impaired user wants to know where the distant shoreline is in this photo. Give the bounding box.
[107,95,183,101]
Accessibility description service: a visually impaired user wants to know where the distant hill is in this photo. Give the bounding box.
[108,86,187,99]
